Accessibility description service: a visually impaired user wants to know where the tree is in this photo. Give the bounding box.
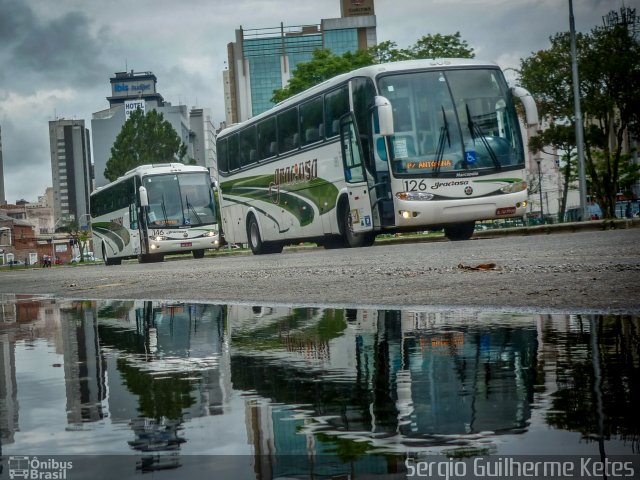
[529,122,578,222]
[272,49,372,103]
[104,109,188,182]
[272,33,475,103]
[60,219,91,262]
[519,9,640,218]
[408,32,475,59]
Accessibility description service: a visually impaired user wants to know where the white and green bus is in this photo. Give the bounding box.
[217,59,537,254]
[90,163,220,265]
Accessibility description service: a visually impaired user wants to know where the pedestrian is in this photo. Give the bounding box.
[625,201,633,219]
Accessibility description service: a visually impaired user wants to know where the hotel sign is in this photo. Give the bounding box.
[341,0,375,17]
[125,99,146,120]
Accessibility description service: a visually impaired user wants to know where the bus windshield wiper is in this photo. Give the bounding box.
[432,106,451,176]
[466,104,501,169]
[160,194,169,225]
[185,196,202,226]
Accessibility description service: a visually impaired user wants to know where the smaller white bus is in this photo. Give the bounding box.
[91,163,220,264]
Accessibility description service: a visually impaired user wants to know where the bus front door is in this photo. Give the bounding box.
[339,113,373,235]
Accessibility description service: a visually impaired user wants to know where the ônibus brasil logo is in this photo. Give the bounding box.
[8,456,73,479]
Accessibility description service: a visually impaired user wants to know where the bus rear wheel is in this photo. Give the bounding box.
[247,215,282,255]
[444,221,475,241]
[247,215,265,254]
[102,244,121,266]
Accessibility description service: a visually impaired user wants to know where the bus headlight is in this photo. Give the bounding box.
[396,192,435,201]
[500,181,527,194]
[153,236,168,241]
[207,230,217,237]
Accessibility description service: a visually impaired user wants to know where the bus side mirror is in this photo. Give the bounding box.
[374,96,394,136]
[139,186,149,207]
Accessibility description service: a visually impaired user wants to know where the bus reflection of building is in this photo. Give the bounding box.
[229,307,538,478]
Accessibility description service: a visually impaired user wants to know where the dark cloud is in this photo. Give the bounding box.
[2,3,110,88]
[0,0,34,43]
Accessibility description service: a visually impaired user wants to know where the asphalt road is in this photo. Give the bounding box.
[1,228,638,313]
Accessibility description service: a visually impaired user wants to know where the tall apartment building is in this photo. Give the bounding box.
[189,108,218,180]
[224,0,377,124]
[92,71,217,188]
[48,119,92,227]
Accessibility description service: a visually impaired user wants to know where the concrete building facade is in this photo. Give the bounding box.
[48,119,92,228]
[92,71,217,188]
[224,0,377,124]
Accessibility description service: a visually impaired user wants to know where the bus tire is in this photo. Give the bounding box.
[323,236,346,249]
[362,232,376,247]
[102,244,121,266]
[444,221,475,241]
[247,214,265,255]
[264,242,284,254]
[192,249,205,259]
[338,199,366,248]
[138,253,164,263]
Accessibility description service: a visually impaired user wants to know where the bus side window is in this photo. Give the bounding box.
[277,107,299,154]
[257,117,277,160]
[300,96,323,146]
[218,138,228,174]
[239,125,257,167]
[228,134,240,171]
[325,86,349,138]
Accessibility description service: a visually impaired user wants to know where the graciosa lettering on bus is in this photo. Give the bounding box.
[217,58,538,253]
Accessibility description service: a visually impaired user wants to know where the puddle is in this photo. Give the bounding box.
[0,295,638,478]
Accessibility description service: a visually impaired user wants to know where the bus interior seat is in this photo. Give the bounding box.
[318,123,324,138]
[269,142,278,155]
[331,119,340,136]
[292,133,300,148]
[305,128,320,143]
[249,149,258,162]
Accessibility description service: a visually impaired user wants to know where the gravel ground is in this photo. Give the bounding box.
[1,228,639,314]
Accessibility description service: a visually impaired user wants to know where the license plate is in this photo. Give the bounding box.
[496,207,516,215]
[180,242,192,247]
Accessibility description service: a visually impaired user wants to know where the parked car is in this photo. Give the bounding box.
[71,252,95,263]
[6,260,25,266]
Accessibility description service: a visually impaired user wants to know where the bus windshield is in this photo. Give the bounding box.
[377,68,524,177]
[143,172,216,227]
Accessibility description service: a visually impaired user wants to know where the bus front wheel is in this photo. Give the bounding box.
[192,249,205,259]
[138,253,164,263]
[339,201,367,248]
[444,221,475,241]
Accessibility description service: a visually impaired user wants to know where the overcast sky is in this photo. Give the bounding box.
[0,0,620,203]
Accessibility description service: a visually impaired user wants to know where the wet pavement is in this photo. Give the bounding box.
[0,296,638,478]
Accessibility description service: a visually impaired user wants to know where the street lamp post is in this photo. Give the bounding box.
[536,158,544,223]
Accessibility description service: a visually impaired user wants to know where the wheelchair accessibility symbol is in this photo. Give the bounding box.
[466,151,477,164]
